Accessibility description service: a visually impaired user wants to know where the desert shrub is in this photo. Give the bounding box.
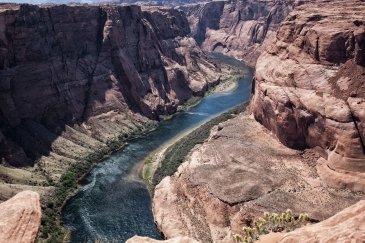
[234,209,309,243]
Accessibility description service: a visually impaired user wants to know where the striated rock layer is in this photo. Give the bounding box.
[179,0,297,65]
[0,4,222,201]
[250,0,365,192]
[153,112,364,243]
[0,191,41,243]
[151,1,365,242]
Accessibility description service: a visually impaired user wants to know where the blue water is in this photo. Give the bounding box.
[61,55,254,243]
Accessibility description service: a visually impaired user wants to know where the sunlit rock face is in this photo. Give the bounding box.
[180,0,297,66]
[152,112,363,243]
[251,0,365,191]
[0,191,41,243]
[259,200,365,243]
[151,1,365,242]
[0,4,221,200]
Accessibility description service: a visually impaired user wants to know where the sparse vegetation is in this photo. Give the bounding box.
[152,103,247,188]
[234,209,310,243]
[38,124,158,242]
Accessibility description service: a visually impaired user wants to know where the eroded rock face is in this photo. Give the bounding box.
[126,236,199,243]
[0,191,41,243]
[153,113,364,243]
[0,4,221,200]
[250,0,365,191]
[180,0,297,65]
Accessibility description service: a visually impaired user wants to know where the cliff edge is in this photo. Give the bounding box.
[251,0,365,192]
[0,191,41,243]
[151,1,365,242]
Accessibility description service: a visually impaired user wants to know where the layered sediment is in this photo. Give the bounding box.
[152,1,365,242]
[250,0,365,191]
[0,4,222,201]
[180,0,296,65]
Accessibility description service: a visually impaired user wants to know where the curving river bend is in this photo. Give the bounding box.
[61,54,254,242]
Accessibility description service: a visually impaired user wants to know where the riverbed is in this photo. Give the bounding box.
[61,54,254,242]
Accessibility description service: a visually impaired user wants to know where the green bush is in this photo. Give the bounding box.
[234,209,309,243]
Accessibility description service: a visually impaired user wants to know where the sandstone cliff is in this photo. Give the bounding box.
[179,0,296,65]
[152,112,363,243]
[0,191,41,243]
[250,0,365,192]
[152,2,365,241]
[0,4,221,201]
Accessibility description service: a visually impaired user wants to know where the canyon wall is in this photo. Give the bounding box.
[180,0,296,65]
[251,0,365,191]
[152,1,365,242]
[0,3,221,200]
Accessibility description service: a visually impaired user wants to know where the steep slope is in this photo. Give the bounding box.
[0,191,41,243]
[179,0,296,65]
[0,4,221,201]
[250,0,365,191]
[151,1,365,242]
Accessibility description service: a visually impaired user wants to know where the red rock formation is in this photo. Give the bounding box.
[0,4,221,195]
[152,112,363,243]
[0,191,41,243]
[251,0,365,192]
[180,0,297,65]
[126,236,199,243]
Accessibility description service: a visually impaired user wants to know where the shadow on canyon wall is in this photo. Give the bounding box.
[0,4,217,167]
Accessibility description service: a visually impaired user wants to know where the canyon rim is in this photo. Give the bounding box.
[0,0,364,242]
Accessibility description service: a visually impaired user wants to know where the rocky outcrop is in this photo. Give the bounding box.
[150,1,365,242]
[259,200,365,242]
[152,112,364,243]
[126,236,199,243]
[0,191,41,243]
[180,0,296,65]
[0,4,221,201]
[250,0,365,192]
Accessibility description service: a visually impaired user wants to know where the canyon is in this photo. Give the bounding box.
[0,0,364,242]
[0,3,223,201]
[152,0,365,242]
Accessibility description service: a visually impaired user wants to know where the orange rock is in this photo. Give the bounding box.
[0,191,41,243]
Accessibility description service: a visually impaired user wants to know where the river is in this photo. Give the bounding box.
[61,53,254,242]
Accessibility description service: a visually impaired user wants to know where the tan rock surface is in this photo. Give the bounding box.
[259,200,365,243]
[126,236,200,243]
[0,191,41,243]
[153,113,364,243]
